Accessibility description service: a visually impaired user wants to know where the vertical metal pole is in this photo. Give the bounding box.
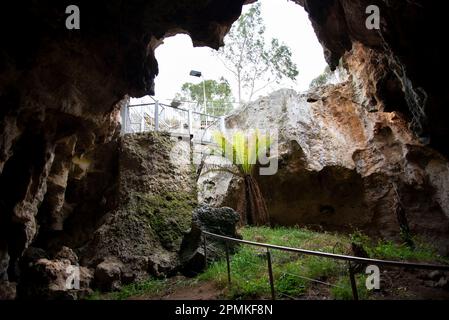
[202,76,207,114]
[225,242,231,285]
[154,101,160,132]
[202,233,208,268]
[140,105,145,133]
[188,109,193,136]
[120,104,128,135]
[266,249,276,300]
[348,263,359,301]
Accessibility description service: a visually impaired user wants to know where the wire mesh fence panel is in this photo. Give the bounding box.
[158,105,190,135]
[127,104,157,133]
[124,102,224,141]
[191,112,221,145]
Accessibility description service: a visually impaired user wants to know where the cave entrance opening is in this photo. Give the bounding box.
[128,0,327,121]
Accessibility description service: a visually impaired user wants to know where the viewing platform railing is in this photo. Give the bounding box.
[121,99,225,145]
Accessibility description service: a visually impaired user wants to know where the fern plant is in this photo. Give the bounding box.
[206,130,272,226]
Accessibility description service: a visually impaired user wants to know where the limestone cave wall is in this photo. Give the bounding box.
[13,132,196,299]
[0,0,247,299]
[294,0,449,156]
[1,0,449,299]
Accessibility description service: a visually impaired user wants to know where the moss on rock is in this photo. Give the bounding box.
[81,132,197,283]
[127,190,197,250]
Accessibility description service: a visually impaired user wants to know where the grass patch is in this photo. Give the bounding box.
[331,275,369,300]
[85,277,197,300]
[350,231,448,263]
[200,226,447,300]
[86,278,168,300]
[199,226,351,299]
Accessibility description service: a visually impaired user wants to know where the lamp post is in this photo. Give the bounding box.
[189,70,207,114]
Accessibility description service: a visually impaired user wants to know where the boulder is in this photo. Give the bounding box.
[53,246,79,265]
[94,258,124,292]
[18,247,93,300]
[180,205,241,276]
[0,281,16,300]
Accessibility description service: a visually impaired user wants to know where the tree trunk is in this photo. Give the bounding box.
[244,175,270,226]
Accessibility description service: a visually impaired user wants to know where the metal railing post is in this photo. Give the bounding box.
[348,262,359,301]
[121,104,129,135]
[154,100,160,132]
[266,249,276,300]
[188,109,193,136]
[225,242,231,285]
[140,106,145,133]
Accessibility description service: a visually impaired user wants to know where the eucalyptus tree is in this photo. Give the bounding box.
[216,2,299,104]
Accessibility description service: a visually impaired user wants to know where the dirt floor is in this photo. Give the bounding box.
[129,278,224,300]
[127,267,449,300]
[371,269,449,300]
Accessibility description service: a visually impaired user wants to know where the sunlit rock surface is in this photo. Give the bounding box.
[294,0,449,156]
[203,51,449,253]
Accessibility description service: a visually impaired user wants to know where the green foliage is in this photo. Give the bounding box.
[176,78,234,116]
[350,231,447,263]
[86,278,168,300]
[200,226,448,300]
[369,241,445,263]
[217,2,299,103]
[211,130,272,177]
[128,190,197,249]
[331,275,369,300]
[199,226,350,299]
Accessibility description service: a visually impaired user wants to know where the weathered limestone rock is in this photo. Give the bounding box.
[0,0,247,295]
[180,205,241,275]
[204,80,449,254]
[293,0,449,156]
[0,281,16,300]
[94,258,124,292]
[79,133,197,281]
[18,247,93,300]
[2,0,449,297]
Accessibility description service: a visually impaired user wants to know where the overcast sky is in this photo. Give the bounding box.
[131,0,327,106]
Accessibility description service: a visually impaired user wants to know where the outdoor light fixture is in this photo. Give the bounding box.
[189,70,207,114]
[189,70,202,77]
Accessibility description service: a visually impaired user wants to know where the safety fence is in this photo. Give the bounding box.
[121,100,225,145]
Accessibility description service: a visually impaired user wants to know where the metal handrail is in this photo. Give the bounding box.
[128,103,190,113]
[128,103,221,120]
[192,110,220,119]
[201,230,449,300]
[202,231,449,271]
[125,102,223,143]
